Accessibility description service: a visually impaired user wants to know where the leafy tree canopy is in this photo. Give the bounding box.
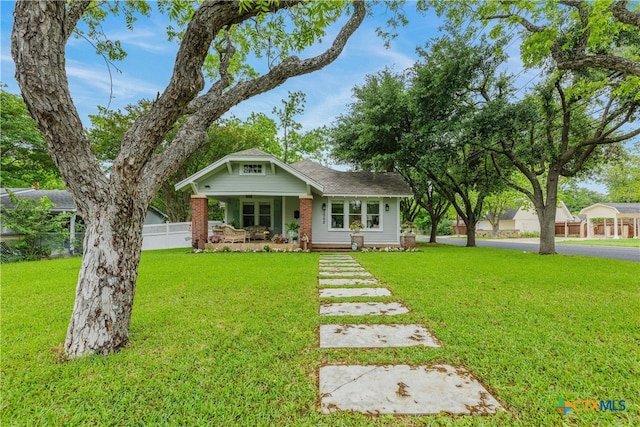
[559,179,606,214]
[0,90,62,189]
[417,1,640,87]
[596,142,640,202]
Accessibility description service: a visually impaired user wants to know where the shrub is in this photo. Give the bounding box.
[0,192,71,262]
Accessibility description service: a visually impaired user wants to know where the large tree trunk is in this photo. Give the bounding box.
[538,206,557,255]
[537,170,560,255]
[64,203,146,357]
[464,210,478,247]
[429,221,438,243]
[466,224,477,247]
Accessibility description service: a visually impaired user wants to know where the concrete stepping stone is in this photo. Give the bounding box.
[319,324,440,348]
[319,278,379,286]
[319,364,503,415]
[320,256,354,260]
[319,288,391,298]
[320,302,409,316]
[319,263,361,268]
[319,271,372,277]
[320,261,360,265]
[320,260,360,265]
[319,267,366,272]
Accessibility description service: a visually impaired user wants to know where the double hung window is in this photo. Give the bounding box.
[329,199,382,231]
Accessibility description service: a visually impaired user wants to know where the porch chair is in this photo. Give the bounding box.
[220,224,247,243]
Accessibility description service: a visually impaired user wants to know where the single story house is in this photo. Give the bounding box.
[1,188,168,244]
[175,148,413,249]
[475,201,576,235]
[579,203,640,238]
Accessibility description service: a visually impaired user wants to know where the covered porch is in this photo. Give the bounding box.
[190,194,314,250]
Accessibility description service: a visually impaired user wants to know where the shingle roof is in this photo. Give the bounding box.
[0,188,76,211]
[290,160,412,196]
[232,148,271,156]
[500,208,519,220]
[600,203,640,214]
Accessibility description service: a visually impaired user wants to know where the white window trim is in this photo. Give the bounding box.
[240,163,266,176]
[241,198,273,228]
[328,198,383,232]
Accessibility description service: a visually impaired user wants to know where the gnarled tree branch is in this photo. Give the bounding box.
[139,0,367,202]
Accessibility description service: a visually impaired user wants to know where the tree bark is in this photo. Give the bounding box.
[65,205,146,356]
[536,169,560,255]
[492,221,500,238]
[429,221,438,243]
[538,205,557,255]
[466,219,477,247]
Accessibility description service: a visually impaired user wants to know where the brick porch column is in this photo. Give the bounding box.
[191,195,208,250]
[299,195,313,250]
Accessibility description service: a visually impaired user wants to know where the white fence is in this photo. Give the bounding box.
[141,221,224,251]
[142,222,191,250]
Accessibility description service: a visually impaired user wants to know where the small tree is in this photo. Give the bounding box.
[0,192,71,261]
[483,188,521,238]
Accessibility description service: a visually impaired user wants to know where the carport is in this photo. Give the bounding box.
[579,203,640,239]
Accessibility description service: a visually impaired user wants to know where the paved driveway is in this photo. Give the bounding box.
[424,236,640,262]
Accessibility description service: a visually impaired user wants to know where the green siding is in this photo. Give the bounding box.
[200,163,307,195]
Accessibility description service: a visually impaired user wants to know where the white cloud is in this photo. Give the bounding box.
[66,60,161,98]
[103,27,175,54]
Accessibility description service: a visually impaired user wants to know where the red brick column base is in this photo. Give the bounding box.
[299,195,313,251]
[191,195,208,250]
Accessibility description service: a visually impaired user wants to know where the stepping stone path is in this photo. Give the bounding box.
[316,254,503,417]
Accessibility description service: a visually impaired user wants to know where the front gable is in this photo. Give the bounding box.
[175,149,323,196]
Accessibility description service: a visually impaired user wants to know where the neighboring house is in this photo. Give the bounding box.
[1,188,169,242]
[579,203,640,238]
[476,201,576,235]
[175,148,413,249]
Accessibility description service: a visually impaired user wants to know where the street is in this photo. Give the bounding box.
[423,236,640,262]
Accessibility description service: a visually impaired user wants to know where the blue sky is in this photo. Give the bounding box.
[4,1,609,192]
[0,1,537,132]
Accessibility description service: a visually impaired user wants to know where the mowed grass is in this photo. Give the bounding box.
[2,247,639,426]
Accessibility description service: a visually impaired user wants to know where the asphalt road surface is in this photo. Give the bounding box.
[426,236,640,262]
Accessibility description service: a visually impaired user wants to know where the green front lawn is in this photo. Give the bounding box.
[2,248,638,426]
[559,238,640,248]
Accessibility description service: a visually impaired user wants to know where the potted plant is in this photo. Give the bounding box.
[286,220,300,242]
[349,219,364,234]
[401,221,416,234]
[349,220,364,250]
